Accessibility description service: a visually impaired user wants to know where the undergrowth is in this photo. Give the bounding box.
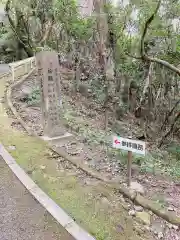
[0,77,150,240]
[27,87,41,105]
[63,109,180,178]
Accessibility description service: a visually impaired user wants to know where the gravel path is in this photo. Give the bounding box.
[0,156,75,240]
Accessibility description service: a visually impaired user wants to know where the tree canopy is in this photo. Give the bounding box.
[0,0,180,146]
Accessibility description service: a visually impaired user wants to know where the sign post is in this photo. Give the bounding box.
[112,136,146,186]
[127,150,132,186]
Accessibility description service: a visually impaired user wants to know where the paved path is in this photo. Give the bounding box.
[0,156,75,240]
[0,64,10,74]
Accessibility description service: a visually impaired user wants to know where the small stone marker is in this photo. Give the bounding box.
[113,136,146,186]
[36,51,64,137]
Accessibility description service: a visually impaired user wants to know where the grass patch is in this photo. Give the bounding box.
[0,80,153,240]
[0,123,146,240]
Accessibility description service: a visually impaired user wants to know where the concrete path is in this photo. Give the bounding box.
[0,156,75,240]
[0,64,10,74]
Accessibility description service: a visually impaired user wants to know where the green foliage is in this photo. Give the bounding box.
[27,87,40,106]
[63,107,180,178]
[63,110,111,146]
[54,0,94,41]
[89,76,107,104]
[167,144,180,161]
[139,150,180,178]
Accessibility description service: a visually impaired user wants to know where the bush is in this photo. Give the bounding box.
[27,87,41,106]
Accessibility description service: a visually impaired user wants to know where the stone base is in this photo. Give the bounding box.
[129,181,145,195]
[40,132,73,141]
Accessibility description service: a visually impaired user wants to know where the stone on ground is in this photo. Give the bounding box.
[157,232,164,239]
[130,181,145,195]
[151,220,164,235]
[134,205,143,212]
[136,211,151,225]
[8,145,16,150]
[128,210,136,216]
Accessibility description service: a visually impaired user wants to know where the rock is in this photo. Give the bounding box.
[134,205,143,212]
[116,224,124,233]
[40,165,46,170]
[167,206,175,211]
[136,211,151,225]
[151,221,164,235]
[145,226,150,231]
[8,145,16,150]
[167,223,173,229]
[130,181,145,195]
[129,210,136,216]
[168,223,179,230]
[149,211,153,215]
[173,225,179,230]
[106,167,111,172]
[158,232,163,239]
[101,197,110,205]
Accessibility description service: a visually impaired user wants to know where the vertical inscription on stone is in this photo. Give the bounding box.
[36,56,47,131]
[36,51,63,137]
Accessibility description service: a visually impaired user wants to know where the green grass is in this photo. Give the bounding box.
[0,78,153,240]
[0,126,142,240]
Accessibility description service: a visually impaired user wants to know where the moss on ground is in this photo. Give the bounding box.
[0,79,153,240]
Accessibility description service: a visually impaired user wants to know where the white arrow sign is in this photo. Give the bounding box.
[113,136,146,155]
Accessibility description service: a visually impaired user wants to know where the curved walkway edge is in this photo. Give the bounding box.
[0,144,95,240]
[5,68,180,226]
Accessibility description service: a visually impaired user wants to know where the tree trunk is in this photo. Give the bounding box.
[73,42,81,93]
[159,112,180,147]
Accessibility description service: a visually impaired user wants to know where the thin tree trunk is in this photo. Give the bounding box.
[73,42,81,93]
[160,99,180,131]
[159,112,180,147]
[140,62,153,105]
[94,0,109,130]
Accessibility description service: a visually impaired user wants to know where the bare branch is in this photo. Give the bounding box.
[143,55,180,75]
[159,112,180,147]
[22,15,33,49]
[5,0,24,46]
[140,0,180,76]
[140,0,161,57]
[38,19,55,44]
[126,52,142,59]
[160,99,180,131]
[5,0,33,56]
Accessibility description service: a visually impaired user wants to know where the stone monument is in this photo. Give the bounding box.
[36,51,64,138]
